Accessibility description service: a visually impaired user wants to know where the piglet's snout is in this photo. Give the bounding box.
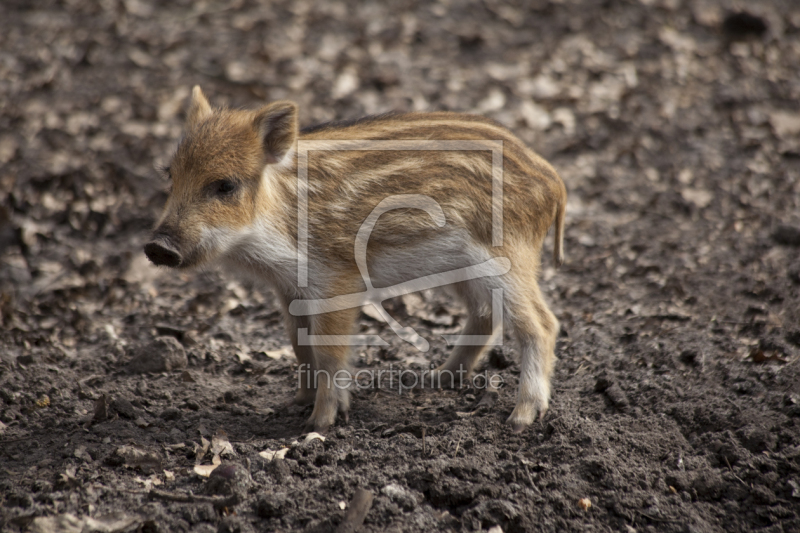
[144,234,182,268]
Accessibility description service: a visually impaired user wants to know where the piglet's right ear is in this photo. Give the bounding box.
[253,101,298,165]
[185,85,212,130]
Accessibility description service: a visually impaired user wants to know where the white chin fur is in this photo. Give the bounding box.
[198,220,301,291]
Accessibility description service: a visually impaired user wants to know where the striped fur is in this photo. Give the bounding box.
[148,87,567,433]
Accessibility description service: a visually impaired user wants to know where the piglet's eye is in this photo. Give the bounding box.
[215,180,237,196]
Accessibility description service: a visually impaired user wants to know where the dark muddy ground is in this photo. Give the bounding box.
[2,0,800,532]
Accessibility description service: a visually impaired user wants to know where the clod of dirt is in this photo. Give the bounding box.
[462,499,521,531]
[604,384,629,411]
[594,375,612,393]
[16,354,37,366]
[788,480,800,499]
[30,513,140,533]
[712,439,747,467]
[751,485,778,505]
[737,425,777,453]
[594,375,629,412]
[7,491,34,509]
[381,483,418,511]
[93,394,109,422]
[691,470,727,501]
[107,445,162,474]
[218,516,255,533]
[679,349,704,367]
[264,459,291,483]
[155,323,187,342]
[487,347,512,369]
[722,12,768,39]
[256,491,290,518]
[205,462,251,497]
[126,336,188,373]
[160,407,182,420]
[665,472,691,492]
[787,330,800,348]
[428,479,476,507]
[772,225,800,246]
[110,397,137,419]
[477,389,499,410]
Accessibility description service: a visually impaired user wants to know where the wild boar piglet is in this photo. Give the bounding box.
[145,86,567,433]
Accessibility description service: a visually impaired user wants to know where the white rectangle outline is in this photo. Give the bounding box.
[296,139,504,288]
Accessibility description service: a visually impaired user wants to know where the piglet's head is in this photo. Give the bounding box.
[145,86,297,269]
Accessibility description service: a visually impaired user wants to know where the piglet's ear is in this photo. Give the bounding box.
[253,101,298,165]
[186,85,212,130]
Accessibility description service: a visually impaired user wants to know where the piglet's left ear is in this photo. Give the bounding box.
[186,85,212,130]
[253,101,298,165]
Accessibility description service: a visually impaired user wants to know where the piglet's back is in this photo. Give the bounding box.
[298,112,566,264]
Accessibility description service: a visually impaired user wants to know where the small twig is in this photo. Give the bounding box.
[637,511,678,523]
[523,464,540,494]
[653,325,681,338]
[149,489,197,503]
[725,457,747,487]
[453,436,462,456]
[422,427,427,456]
[148,489,238,509]
[0,436,33,444]
[724,397,742,413]
[335,488,373,533]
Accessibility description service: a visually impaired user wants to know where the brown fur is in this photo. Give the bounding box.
[147,86,567,433]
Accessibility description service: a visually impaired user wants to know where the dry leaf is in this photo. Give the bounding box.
[303,432,326,443]
[195,436,211,464]
[73,446,92,462]
[134,475,162,490]
[114,445,162,472]
[263,345,293,360]
[258,448,289,461]
[681,188,713,208]
[235,345,252,363]
[194,464,219,477]
[211,429,236,458]
[30,512,140,533]
[747,348,787,364]
[93,394,109,422]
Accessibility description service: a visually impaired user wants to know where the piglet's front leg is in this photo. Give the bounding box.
[279,298,317,407]
[304,307,358,433]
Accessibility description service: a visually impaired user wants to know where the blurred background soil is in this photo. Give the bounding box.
[1,0,800,531]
